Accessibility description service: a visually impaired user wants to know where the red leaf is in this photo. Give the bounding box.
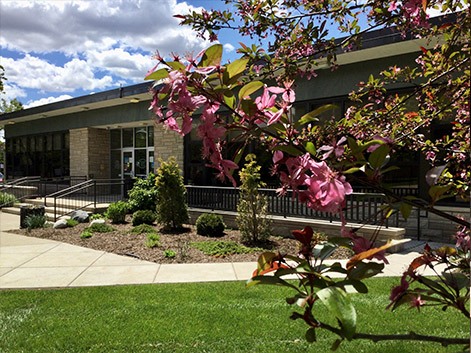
[292,226,314,246]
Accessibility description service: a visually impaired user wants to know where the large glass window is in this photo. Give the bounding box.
[5,131,69,179]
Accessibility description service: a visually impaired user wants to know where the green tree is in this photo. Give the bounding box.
[236,154,272,244]
[155,157,189,230]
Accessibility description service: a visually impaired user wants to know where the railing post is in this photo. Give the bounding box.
[94,180,97,210]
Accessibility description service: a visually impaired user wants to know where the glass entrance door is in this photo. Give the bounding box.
[122,149,134,179]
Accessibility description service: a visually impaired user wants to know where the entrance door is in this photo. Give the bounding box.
[122,149,134,179]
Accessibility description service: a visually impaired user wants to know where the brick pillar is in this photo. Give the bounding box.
[69,128,89,178]
[88,128,110,179]
[69,128,110,179]
[153,124,184,173]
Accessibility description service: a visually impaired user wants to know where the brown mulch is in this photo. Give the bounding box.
[8,217,353,264]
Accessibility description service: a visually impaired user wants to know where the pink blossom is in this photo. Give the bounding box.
[388,1,398,12]
[387,274,410,309]
[318,136,347,160]
[409,295,426,311]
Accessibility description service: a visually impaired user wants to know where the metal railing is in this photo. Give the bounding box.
[0,176,42,203]
[46,178,134,220]
[186,185,399,227]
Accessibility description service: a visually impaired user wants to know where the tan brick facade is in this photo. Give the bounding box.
[69,128,110,179]
[153,124,184,173]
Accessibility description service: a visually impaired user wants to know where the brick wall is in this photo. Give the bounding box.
[153,124,184,172]
[69,128,89,178]
[69,128,110,179]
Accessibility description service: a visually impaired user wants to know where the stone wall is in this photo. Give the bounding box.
[153,124,184,172]
[69,128,110,179]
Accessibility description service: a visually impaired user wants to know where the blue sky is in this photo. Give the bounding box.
[0,0,243,109]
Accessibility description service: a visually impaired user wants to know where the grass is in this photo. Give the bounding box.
[0,277,468,353]
[191,240,262,256]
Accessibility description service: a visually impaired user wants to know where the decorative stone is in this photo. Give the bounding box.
[90,219,105,226]
[53,219,68,229]
[70,210,89,223]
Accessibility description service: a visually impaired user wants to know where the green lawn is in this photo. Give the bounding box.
[0,277,468,353]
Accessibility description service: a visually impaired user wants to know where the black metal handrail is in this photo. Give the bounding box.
[185,185,398,227]
[47,178,134,220]
[0,176,42,202]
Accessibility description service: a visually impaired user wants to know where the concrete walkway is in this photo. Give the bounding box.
[0,210,446,289]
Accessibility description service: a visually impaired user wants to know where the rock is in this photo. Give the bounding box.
[53,219,68,229]
[58,215,71,221]
[90,219,105,226]
[70,210,89,223]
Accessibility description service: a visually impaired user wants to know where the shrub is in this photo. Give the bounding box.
[131,224,157,235]
[155,157,189,230]
[195,213,225,237]
[105,201,128,224]
[236,154,272,244]
[145,233,160,248]
[24,214,46,230]
[86,223,114,233]
[90,213,104,220]
[0,192,17,208]
[66,219,79,227]
[163,249,176,258]
[127,173,158,213]
[80,230,93,239]
[132,210,157,226]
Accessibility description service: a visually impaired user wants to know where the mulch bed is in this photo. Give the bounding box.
[8,217,353,264]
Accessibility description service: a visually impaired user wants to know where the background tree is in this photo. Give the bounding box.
[155,157,189,231]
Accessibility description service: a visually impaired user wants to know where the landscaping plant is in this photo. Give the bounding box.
[24,214,46,230]
[127,173,158,213]
[145,233,160,248]
[155,157,189,230]
[146,0,469,348]
[0,191,17,208]
[236,154,272,244]
[132,210,157,226]
[195,213,226,237]
[105,201,128,224]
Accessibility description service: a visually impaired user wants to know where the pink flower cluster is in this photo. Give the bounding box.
[273,151,352,214]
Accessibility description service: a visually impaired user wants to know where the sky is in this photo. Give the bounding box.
[0,0,241,109]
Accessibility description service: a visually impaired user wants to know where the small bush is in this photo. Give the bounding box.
[195,213,225,237]
[86,223,114,233]
[191,241,261,257]
[145,233,160,248]
[127,173,158,213]
[24,214,46,230]
[0,192,17,208]
[163,249,176,258]
[66,219,79,227]
[132,210,157,226]
[90,213,104,220]
[105,201,128,224]
[80,230,93,239]
[131,224,157,235]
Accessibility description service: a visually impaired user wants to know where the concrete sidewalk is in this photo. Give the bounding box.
[0,210,445,290]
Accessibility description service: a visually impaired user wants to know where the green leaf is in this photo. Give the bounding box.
[273,145,303,156]
[144,68,169,81]
[316,287,357,340]
[167,61,186,72]
[368,144,390,170]
[312,243,337,261]
[199,44,223,67]
[223,90,236,109]
[428,184,453,202]
[226,58,249,80]
[400,202,413,220]
[238,81,264,100]
[347,261,384,280]
[305,328,317,343]
[305,142,316,155]
[298,104,338,125]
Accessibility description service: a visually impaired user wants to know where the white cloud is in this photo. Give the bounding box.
[0,0,209,56]
[224,43,236,53]
[0,0,213,103]
[1,55,114,93]
[24,95,74,108]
